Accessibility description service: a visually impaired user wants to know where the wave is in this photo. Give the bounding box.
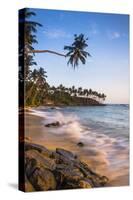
[30,108,83,138]
[29,107,129,185]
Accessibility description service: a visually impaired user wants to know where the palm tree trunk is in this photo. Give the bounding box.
[31,50,66,57]
[26,84,35,101]
[32,90,38,105]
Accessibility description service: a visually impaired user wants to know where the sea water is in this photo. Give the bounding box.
[31,104,129,186]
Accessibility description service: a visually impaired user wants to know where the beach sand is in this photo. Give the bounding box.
[24,112,129,187]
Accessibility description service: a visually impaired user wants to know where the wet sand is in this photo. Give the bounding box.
[24,112,129,187]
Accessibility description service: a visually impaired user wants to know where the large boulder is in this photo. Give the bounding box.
[23,142,108,192]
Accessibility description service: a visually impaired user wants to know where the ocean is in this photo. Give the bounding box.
[30,104,129,186]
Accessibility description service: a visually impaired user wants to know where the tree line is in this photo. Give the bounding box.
[19,8,106,107]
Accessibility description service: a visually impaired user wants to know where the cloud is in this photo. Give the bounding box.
[43,29,72,39]
[89,29,99,36]
[107,31,121,40]
[88,22,100,37]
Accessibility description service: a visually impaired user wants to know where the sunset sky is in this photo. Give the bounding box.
[30,8,129,104]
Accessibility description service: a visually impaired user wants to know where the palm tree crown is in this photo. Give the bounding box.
[19,8,42,81]
[64,34,91,69]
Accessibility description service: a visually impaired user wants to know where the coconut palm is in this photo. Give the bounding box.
[78,87,82,96]
[71,85,75,95]
[31,67,48,105]
[88,89,92,97]
[101,93,106,101]
[36,67,47,87]
[22,9,91,70]
[32,34,91,69]
[25,69,38,102]
[64,34,91,69]
[30,69,38,82]
[19,8,42,81]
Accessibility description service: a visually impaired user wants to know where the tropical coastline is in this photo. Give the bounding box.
[19,8,129,192]
[23,104,129,190]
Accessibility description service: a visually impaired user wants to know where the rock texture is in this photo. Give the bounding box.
[24,142,108,192]
[45,121,60,127]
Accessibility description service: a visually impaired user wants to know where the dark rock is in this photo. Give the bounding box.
[29,167,56,191]
[25,150,56,171]
[45,121,60,127]
[55,165,84,182]
[23,142,108,191]
[56,148,77,161]
[78,179,92,188]
[25,142,51,157]
[77,142,84,147]
[25,175,35,192]
[50,107,55,109]
[99,176,109,186]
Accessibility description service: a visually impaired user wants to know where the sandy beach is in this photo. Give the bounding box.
[24,110,129,187]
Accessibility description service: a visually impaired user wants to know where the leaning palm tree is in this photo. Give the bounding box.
[19,8,42,81]
[64,34,91,69]
[32,34,91,69]
[21,9,91,71]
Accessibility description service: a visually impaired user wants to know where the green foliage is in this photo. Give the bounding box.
[47,84,106,106]
[19,9,106,107]
[64,34,91,69]
[19,8,42,81]
[25,67,49,106]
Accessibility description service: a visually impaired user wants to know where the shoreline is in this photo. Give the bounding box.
[23,141,108,191]
[24,109,129,187]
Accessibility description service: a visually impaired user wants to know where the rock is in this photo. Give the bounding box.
[29,166,56,191]
[99,176,109,186]
[25,175,35,192]
[78,179,92,188]
[55,165,84,182]
[45,121,60,127]
[25,136,32,141]
[23,142,108,192]
[77,142,84,147]
[56,148,77,161]
[25,150,56,171]
[25,142,51,157]
[25,156,56,191]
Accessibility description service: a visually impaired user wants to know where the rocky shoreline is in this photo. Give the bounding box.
[22,142,108,192]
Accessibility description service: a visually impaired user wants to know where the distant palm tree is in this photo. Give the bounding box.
[64,34,91,69]
[101,93,106,102]
[71,85,75,95]
[97,93,101,102]
[88,89,92,97]
[74,89,78,97]
[92,91,97,99]
[78,87,82,96]
[86,89,90,98]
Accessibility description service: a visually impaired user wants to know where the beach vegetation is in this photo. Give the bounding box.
[19,8,106,106]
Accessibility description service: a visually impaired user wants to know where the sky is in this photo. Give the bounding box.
[30,8,129,104]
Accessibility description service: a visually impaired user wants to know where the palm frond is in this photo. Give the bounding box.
[64,34,91,68]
